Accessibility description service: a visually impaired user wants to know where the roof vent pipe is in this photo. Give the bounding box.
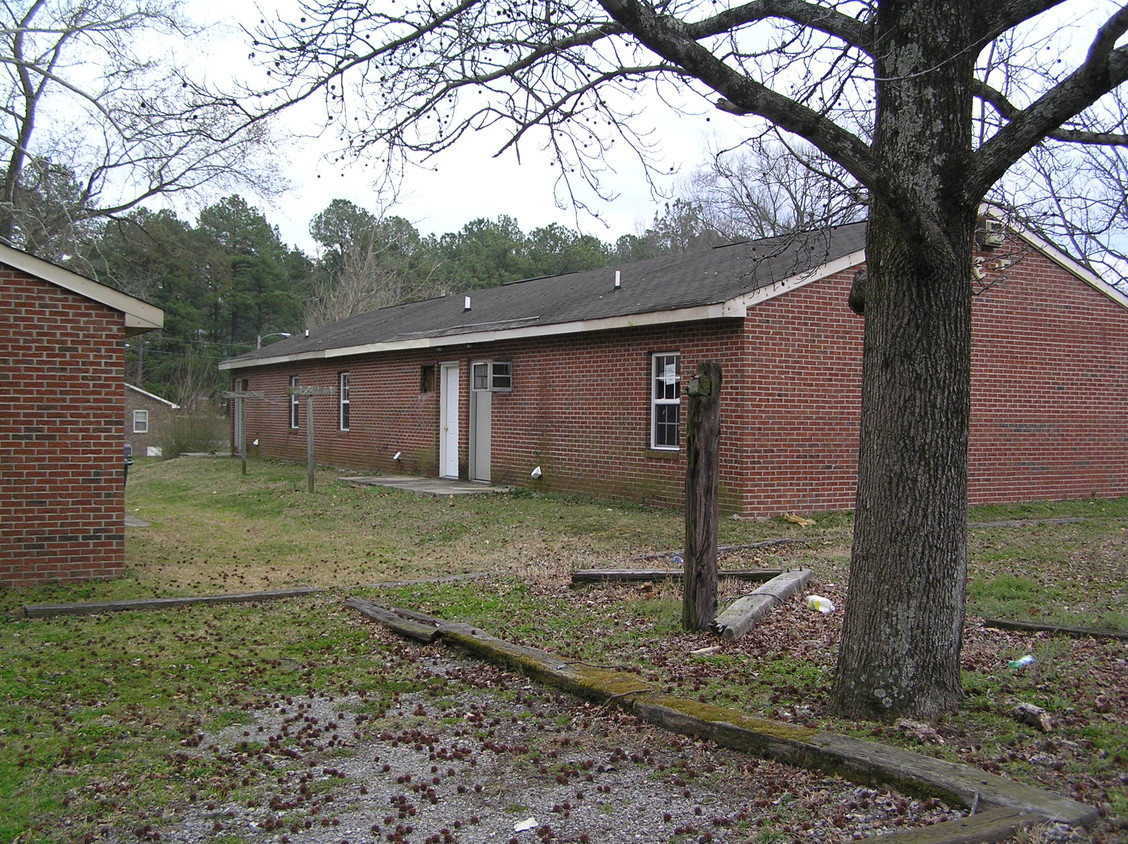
[463,295,471,312]
[614,270,621,290]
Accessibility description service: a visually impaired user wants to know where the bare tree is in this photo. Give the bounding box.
[0,0,281,260]
[245,0,1127,719]
[681,137,867,240]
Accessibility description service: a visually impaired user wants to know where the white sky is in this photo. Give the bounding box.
[182,1,720,254]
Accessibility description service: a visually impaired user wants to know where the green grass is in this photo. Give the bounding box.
[2,457,1126,841]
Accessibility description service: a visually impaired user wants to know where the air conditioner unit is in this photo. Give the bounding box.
[980,219,1005,249]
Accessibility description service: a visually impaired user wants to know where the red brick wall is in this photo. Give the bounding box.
[232,243,1128,516]
[968,243,1128,502]
[1,269,127,586]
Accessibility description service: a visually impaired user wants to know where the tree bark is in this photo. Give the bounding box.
[831,1,978,721]
[682,361,722,631]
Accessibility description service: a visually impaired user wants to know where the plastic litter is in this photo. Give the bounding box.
[1007,654,1035,669]
[513,818,539,833]
[806,595,835,613]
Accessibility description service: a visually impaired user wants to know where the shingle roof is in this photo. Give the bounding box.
[221,222,866,369]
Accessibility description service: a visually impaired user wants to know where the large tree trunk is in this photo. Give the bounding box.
[831,0,978,721]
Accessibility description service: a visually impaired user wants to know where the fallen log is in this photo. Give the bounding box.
[983,617,1128,641]
[571,568,783,585]
[711,569,812,640]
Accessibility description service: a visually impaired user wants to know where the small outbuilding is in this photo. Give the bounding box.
[220,220,1128,515]
[125,384,179,458]
[1,246,163,587]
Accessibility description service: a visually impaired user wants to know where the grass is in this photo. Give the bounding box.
[2,456,1127,842]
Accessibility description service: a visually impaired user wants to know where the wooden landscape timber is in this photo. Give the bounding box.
[711,569,813,641]
[571,567,784,584]
[983,617,1128,641]
[22,587,322,617]
[346,597,1096,843]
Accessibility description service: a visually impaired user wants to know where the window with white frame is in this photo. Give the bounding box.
[651,352,681,450]
[339,372,351,431]
[289,376,300,428]
[471,361,513,392]
[133,409,149,434]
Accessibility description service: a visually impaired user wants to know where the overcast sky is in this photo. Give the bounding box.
[182,1,722,254]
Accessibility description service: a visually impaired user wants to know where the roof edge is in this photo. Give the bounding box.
[0,243,164,334]
[126,383,180,409]
[220,303,738,371]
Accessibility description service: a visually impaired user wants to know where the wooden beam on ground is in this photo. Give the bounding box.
[345,597,1097,841]
[711,569,812,641]
[870,807,1037,842]
[23,587,322,617]
[571,568,784,585]
[343,597,440,643]
[983,617,1128,641]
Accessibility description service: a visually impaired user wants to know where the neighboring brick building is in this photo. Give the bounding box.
[1,246,163,586]
[220,221,1128,515]
[125,384,179,457]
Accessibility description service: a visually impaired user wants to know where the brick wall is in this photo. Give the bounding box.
[1,269,127,586]
[231,240,1128,516]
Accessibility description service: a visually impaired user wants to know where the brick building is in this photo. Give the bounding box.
[125,384,179,458]
[220,221,1128,515]
[1,246,163,587]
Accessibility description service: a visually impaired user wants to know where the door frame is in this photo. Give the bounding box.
[439,362,460,479]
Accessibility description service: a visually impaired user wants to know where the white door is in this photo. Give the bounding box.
[439,363,460,479]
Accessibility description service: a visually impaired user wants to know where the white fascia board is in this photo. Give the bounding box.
[125,383,180,409]
[220,302,734,370]
[1,243,164,333]
[728,249,867,312]
[1011,227,1128,310]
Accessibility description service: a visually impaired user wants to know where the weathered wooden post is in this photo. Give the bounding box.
[222,389,265,475]
[284,385,335,492]
[683,361,722,631]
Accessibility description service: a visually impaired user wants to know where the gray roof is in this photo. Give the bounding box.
[222,222,866,369]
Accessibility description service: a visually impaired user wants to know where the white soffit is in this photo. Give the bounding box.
[0,243,164,334]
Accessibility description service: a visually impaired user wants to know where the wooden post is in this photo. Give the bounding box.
[221,391,265,476]
[284,385,335,493]
[683,361,722,631]
[306,394,316,493]
[238,398,247,475]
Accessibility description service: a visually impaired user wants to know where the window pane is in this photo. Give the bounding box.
[133,410,148,434]
[472,363,489,391]
[491,361,512,391]
[655,404,679,448]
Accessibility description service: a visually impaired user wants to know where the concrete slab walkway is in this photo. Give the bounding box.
[341,475,510,496]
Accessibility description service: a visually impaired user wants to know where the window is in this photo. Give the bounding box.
[289,376,300,428]
[472,361,513,392]
[651,352,681,450]
[420,364,436,393]
[472,362,490,391]
[339,372,351,431]
[491,361,513,391]
[133,409,149,434]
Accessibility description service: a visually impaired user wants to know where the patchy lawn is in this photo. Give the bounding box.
[1,457,1125,843]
